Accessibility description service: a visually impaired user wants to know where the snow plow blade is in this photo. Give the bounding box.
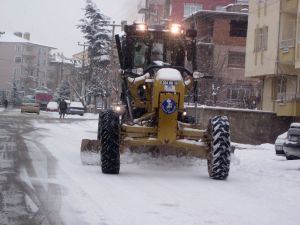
[80,139,101,165]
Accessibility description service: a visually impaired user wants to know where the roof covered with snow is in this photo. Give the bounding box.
[184,9,248,22]
[0,32,55,49]
[49,51,80,66]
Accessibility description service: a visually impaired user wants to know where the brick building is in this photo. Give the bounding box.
[185,4,261,108]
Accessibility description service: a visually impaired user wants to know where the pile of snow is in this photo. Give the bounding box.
[156,68,182,81]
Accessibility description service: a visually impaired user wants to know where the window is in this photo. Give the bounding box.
[254,26,268,52]
[215,5,225,11]
[264,0,268,16]
[15,45,22,52]
[272,76,287,100]
[277,76,287,94]
[298,16,300,43]
[13,68,21,76]
[230,20,247,37]
[184,3,202,18]
[228,51,245,68]
[15,57,22,63]
[134,42,148,67]
[282,19,296,41]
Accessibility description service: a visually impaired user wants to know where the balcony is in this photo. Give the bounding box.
[275,93,300,116]
[280,39,295,49]
[279,39,295,64]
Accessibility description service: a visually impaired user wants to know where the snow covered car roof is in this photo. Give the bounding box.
[69,101,84,108]
[290,123,300,128]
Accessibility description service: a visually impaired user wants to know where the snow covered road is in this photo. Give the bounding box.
[1,109,300,225]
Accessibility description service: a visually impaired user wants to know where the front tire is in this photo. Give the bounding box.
[101,110,120,174]
[207,116,231,180]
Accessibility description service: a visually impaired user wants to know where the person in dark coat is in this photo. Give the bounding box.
[3,99,8,109]
[59,98,68,119]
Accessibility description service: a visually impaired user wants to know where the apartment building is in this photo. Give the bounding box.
[185,3,260,108]
[0,32,54,97]
[245,0,300,117]
[47,52,80,93]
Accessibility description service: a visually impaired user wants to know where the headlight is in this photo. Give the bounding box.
[183,111,187,116]
[115,106,121,112]
[170,23,182,34]
[112,104,125,114]
[136,23,147,32]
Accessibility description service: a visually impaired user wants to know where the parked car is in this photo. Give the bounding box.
[46,101,59,112]
[275,132,287,156]
[21,99,40,115]
[68,101,84,116]
[283,123,300,160]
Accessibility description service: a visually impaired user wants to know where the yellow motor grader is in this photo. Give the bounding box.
[81,23,231,180]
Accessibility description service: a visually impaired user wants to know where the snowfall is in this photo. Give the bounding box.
[2,108,300,225]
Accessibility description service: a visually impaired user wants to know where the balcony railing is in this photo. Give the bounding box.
[276,92,300,103]
[280,39,295,49]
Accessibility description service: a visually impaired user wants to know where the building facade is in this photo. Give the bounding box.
[245,0,300,117]
[185,3,260,108]
[0,32,54,98]
[47,52,79,95]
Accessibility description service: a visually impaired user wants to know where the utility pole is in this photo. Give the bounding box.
[78,42,89,105]
[108,21,121,106]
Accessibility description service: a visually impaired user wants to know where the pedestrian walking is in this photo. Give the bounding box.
[59,98,68,119]
[3,99,8,109]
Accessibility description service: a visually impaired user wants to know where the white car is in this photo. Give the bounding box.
[283,123,300,160]
[275,132,287,156]
[46,101,59,112]
[68,101,85,116]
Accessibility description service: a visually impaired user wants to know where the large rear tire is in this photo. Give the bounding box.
[207,116,231,180]
[101,110,120,174]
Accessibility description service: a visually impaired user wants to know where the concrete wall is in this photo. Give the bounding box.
[186,106,293,144]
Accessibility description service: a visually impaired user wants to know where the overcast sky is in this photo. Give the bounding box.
[0,0,141,57]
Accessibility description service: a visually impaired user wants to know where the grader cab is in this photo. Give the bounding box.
[81,23,231,180]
